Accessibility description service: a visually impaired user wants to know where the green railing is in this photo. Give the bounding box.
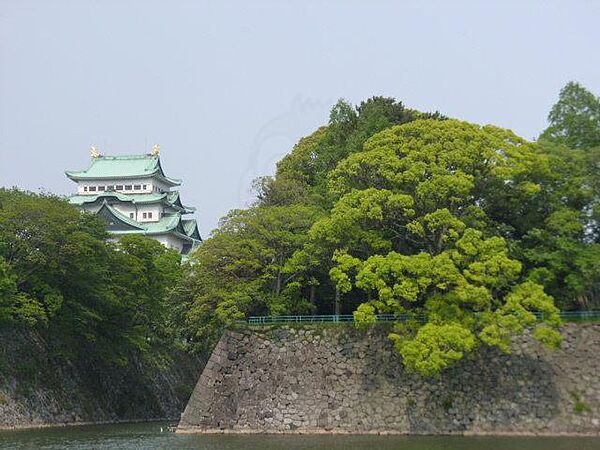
[248,314,398,325]
[247,310,600,326]
[554,310,600,321]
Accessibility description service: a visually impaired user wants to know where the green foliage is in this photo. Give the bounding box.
[0,189,184,364]
[0,189,107,327]
[320,120,566,373]
[170,204,323,353]
[258,97,445,209]
[177,90,600,374]
[178,97,446,354]
[571,392,592,414]
[574,401,591,415]
[516,141,600,309]
[539,81,600,150]
[392,322,477,377]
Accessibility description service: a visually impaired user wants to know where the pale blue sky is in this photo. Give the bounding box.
[1,0,599,236]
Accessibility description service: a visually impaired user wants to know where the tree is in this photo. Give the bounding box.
[521,208,600,310]
[108,235,183,352]
[539,81,600,150]
[0,188,187,365]
[174,204,323,353]
[259,97,446,208]
[0,189,109,327]
[0,255,45,325]
[318,120,563,375]
[175,95,600,374]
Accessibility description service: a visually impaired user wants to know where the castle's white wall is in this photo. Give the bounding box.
[101,203,163,222]
[154,234,185,252]
[151,178,172,193]
[76,177,172,195]
[111,203,137,220]
[77,180,100,195]
[136,204,163,222]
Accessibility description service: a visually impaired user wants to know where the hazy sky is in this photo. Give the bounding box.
[1,1,599,236]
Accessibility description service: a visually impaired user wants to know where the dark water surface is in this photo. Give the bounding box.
[0,422,599,450]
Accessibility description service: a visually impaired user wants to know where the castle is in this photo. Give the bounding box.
[66,146,201,254]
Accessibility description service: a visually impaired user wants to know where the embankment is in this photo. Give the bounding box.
[179,323,600,435]
[0,327,203,429]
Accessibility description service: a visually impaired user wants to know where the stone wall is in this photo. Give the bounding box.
[0,327,203,428]
[178,323,600,435]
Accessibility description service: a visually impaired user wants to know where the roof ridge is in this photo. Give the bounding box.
[96,154,158,160]
[66,153,181,187]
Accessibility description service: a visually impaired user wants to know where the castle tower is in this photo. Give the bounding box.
[66,147,201,254]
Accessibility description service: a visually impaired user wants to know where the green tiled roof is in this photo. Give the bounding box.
[95,203,201,255]
[181,219,201,240]
[166,191,196,212]
[144,213,183,234]
[68,191,196,213]
[66,154,181,186]
[70,192,165,205]
[100,203,144,230]
[97,201,200,240]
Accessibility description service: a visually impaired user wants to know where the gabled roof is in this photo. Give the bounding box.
[66,154,181,186]
[95,201,202,243]
[165,191,196,213]
[97,202,144,232]
[182,218,202,241]
[144,213,183,235]
[70,192,166,205]
[69,191,196,213]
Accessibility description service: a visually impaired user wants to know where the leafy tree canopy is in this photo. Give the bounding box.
[316,120,563,374]
[175,92,600,375]
[0,189,184,364]
[540,81,600,150]
[172,204,323,354]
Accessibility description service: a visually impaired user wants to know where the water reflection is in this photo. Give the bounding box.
[0,422,598,450]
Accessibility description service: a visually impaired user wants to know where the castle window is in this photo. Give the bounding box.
[83,186,88,192]
[116,185,123,190]
[129,213,134,218]
[143,184,147,190]
[148,212,153,219]
[89,186,97,192]
[142,212,147,219]
[134,185,141,190]
[125,185,132,191]
[98,186,105,191]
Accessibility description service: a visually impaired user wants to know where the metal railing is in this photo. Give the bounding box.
[247,310,600,326]
[554,310,600,321]
[247,314,399,325]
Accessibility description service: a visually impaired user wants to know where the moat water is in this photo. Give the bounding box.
[0,422,599,450]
